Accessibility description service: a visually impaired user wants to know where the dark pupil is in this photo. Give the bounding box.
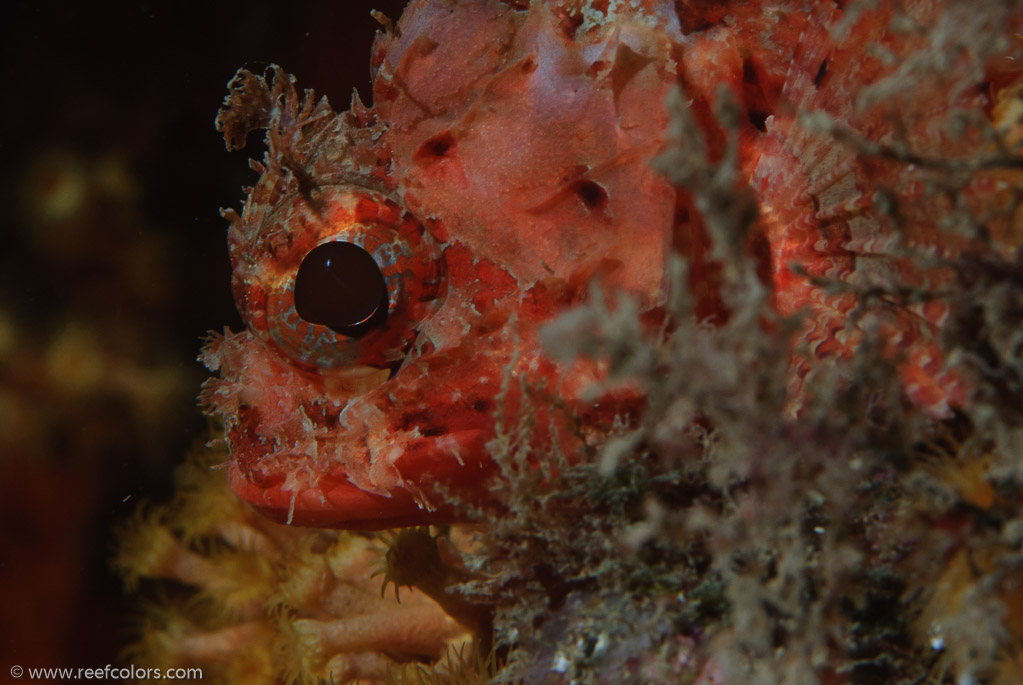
[294,241,389,337]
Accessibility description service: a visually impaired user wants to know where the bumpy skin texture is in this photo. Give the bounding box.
[204,0,694,529]
[204,0,999,529]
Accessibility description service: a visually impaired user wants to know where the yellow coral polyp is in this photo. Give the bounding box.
[117,443,474,683]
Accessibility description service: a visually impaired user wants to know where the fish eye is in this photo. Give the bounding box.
[231,185,446,370]
[294,241,389,337]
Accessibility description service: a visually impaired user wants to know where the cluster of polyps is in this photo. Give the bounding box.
[115,446,469,682]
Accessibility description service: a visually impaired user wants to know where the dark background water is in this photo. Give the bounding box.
[0,0,407,674]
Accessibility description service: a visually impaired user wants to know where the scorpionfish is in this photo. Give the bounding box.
[202,0,1020,529]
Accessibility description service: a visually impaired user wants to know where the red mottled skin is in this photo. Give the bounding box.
[203,0,1009,529]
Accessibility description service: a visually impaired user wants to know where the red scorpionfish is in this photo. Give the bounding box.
[202,0,1020,529]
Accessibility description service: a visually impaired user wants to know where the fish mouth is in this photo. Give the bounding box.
[227,463,462,529]
[225,426,497,530]
[205,330,502,529]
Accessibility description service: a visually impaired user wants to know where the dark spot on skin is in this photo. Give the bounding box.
[472,400,490,413]
[586,59,610,78]
[748,109,768,132]
[572,180,608,211]
[294,241,389,337]
[742,57,758,84]
[555,7,583,39]
[674,0,726,33]
[814,59,828,88]
[740,58,773,132]
[750,231,773,287]
[384,359,403,380]
[283,156,325,216]
[977,80,991,105]
[396,409,439,434]
[413,131,455,165]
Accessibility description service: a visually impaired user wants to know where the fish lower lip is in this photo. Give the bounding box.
[226,430,496,529]
[228,464,460,529]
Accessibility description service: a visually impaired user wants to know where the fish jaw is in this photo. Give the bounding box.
[224,429,495,530]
